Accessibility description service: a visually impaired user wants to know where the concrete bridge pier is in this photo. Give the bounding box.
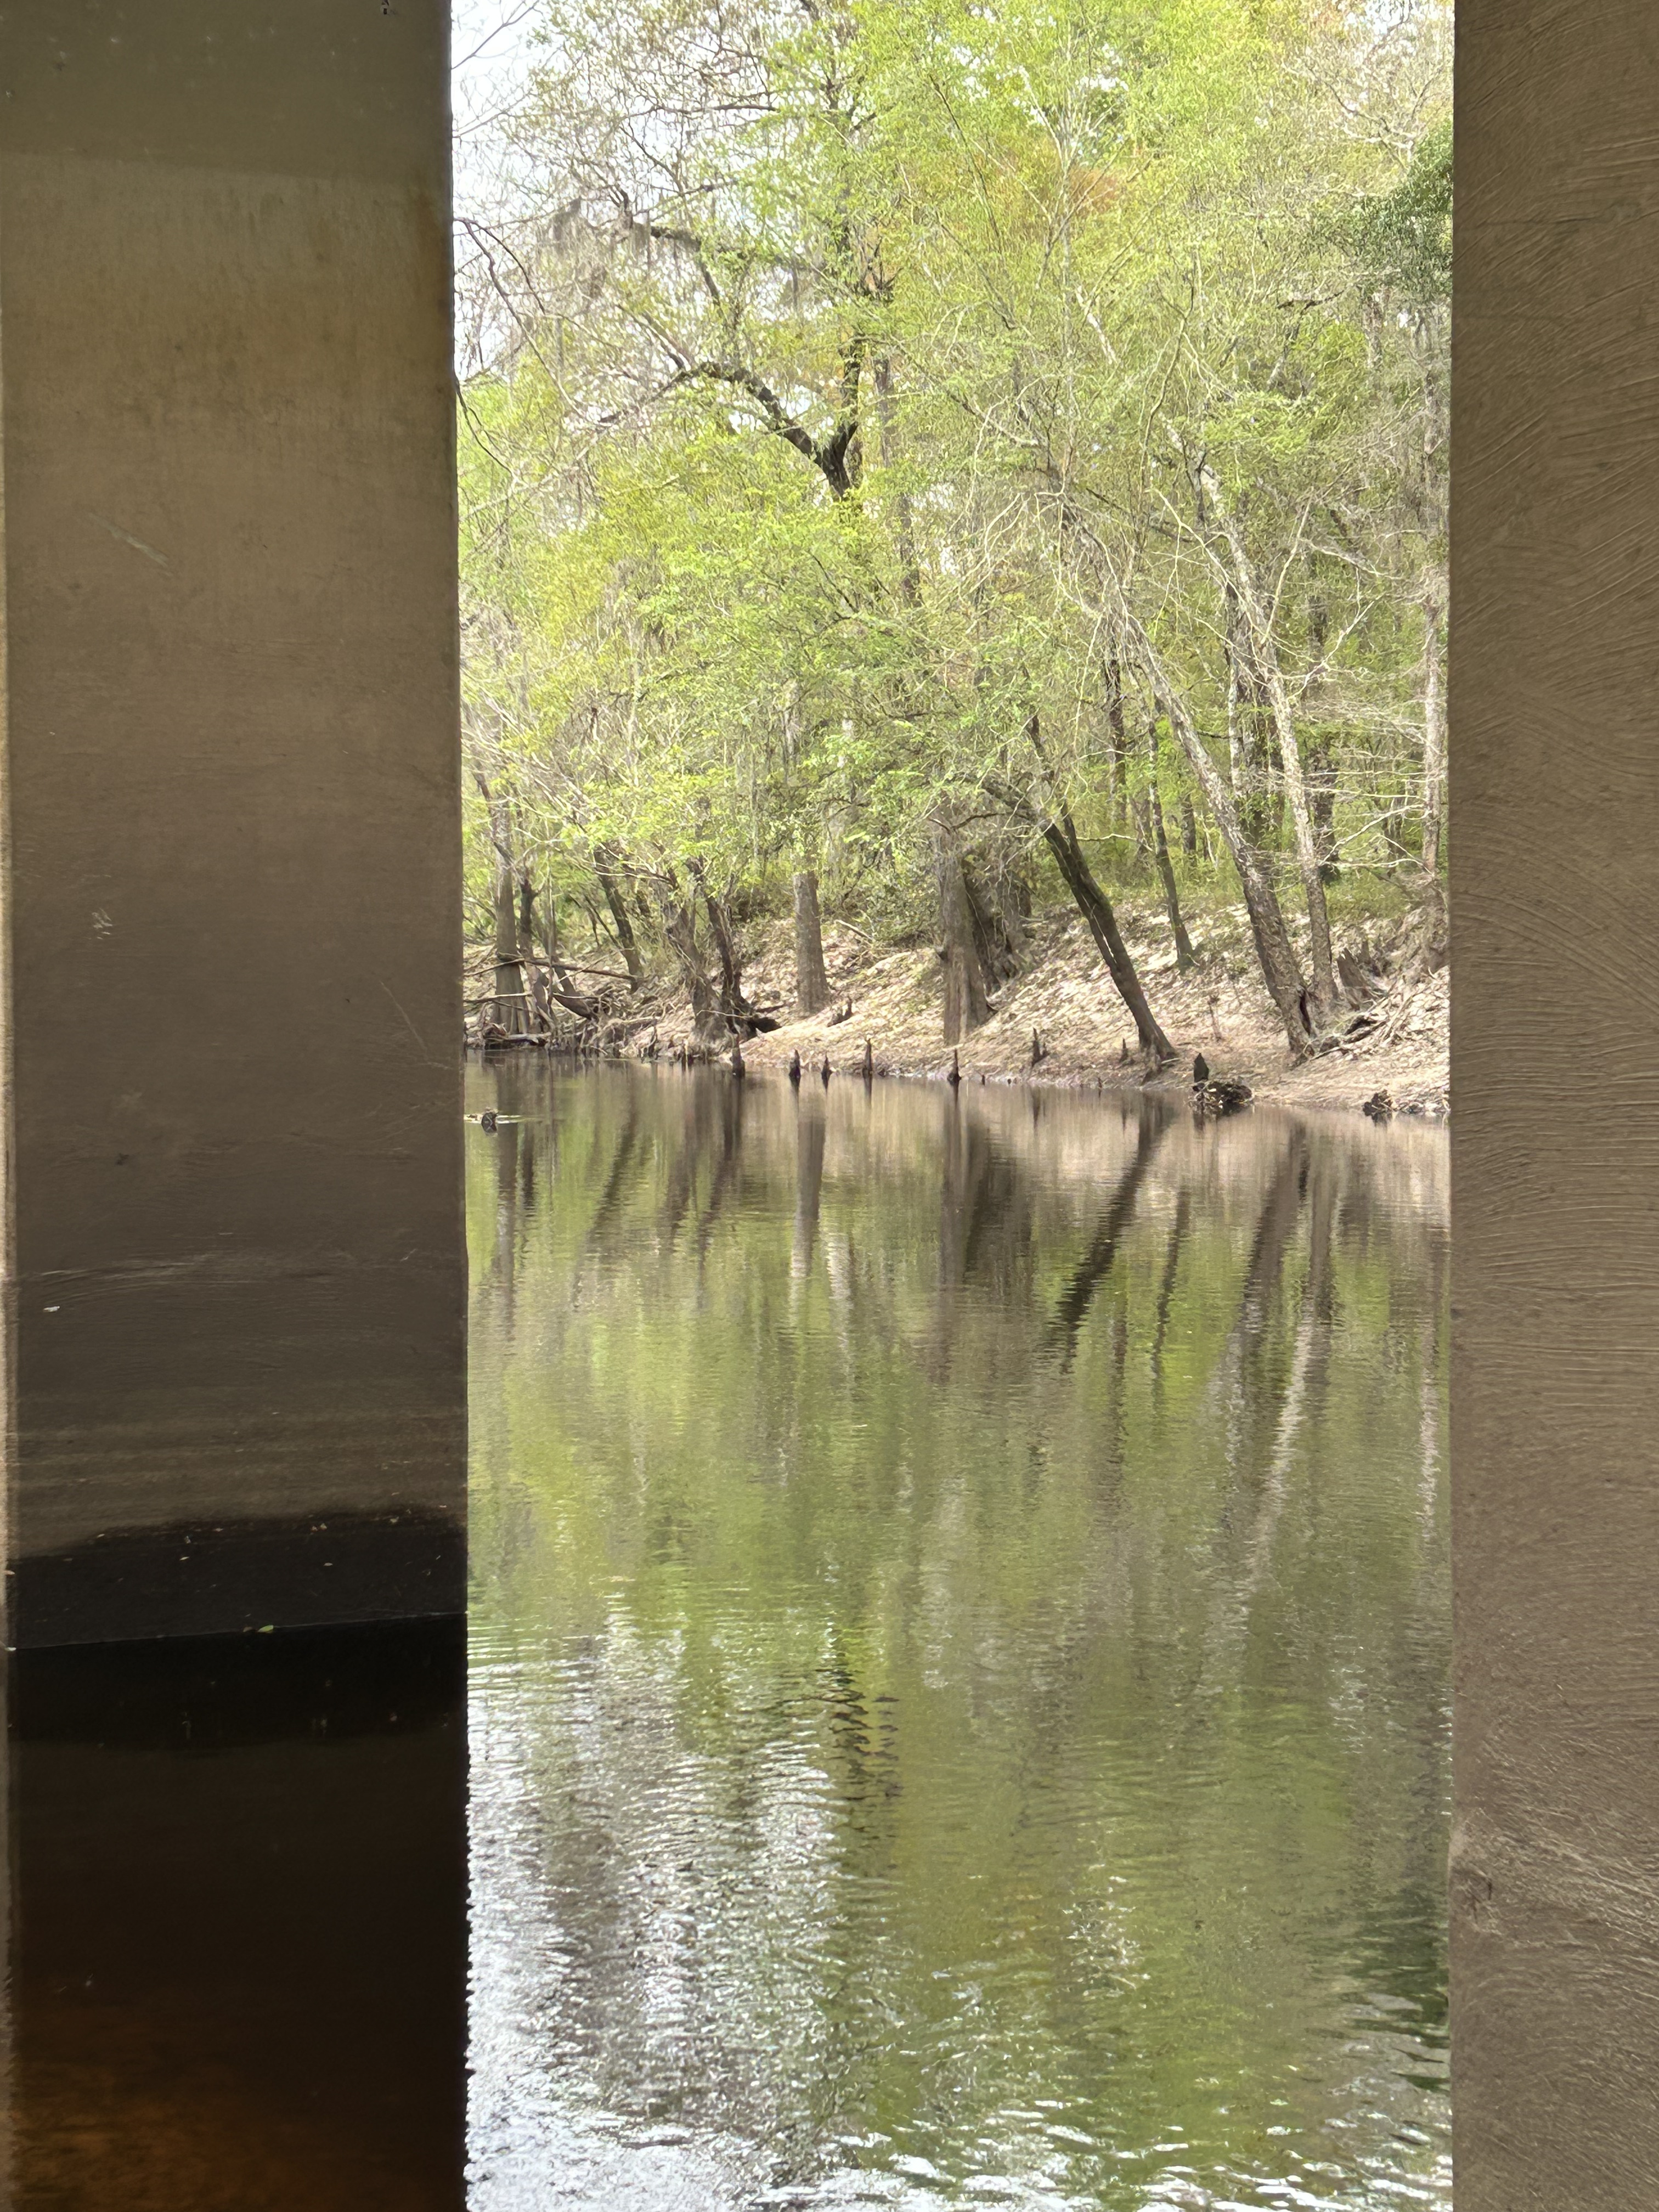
[0,5,466,2203]
[1454,3,1659,2204]
[0,1,465,1644]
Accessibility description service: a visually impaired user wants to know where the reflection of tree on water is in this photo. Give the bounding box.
[654,1077,714,1246]
[936,1095,1039,1295]
[465,1066,1452,2208]
[791,1098,826,1286]
[1049,1108,1169,1365]
[1239,1148,1334,1599]
[1148,1186,1192,1392]
[929,1097,1044,1384]
[585,1093,641,1248]
[1214,1129,1308,1427]
[689,1077,749,1266]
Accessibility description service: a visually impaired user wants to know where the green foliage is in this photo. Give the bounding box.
[457,0,1451,988]
[1341,116,1453,304]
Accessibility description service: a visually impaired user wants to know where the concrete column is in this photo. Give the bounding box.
[1453,4,1659,2202]
[10,1622,466,2205]
[0,4,464,1644]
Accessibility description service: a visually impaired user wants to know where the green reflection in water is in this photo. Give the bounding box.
[466,1062,1450,2212]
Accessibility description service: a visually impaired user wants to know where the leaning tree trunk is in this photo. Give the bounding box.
[1127,620,1311,1057]
[1203,470,1337,1018]
[1022,709,1174,1059]
[935,835,991,1046]
[493,862,526,1033]
[1146,729,1195,971]
[1040,808,1175,1060]
[793,870,830,1015]
[594,847,644,990]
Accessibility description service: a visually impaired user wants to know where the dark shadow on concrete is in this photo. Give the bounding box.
[9,1509,465,1650]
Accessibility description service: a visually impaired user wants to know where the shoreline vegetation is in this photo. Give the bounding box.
[466,889,1449,1116]
[458,0,1451,1120]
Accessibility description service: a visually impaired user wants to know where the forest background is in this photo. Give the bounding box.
[455,0,1451,1100]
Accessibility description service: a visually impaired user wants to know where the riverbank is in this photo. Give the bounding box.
[473,896,1449,1116]
[714,901,1448,1115]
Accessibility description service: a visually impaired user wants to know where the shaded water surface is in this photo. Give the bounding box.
[10,1623,467,2210]
[466,1063,1451,2212]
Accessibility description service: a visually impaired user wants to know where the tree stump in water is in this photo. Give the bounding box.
[1193,1071,1252,1118]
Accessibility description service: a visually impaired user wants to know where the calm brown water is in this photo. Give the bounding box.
[465,1062,1451,2211]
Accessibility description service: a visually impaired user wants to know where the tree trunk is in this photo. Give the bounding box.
[493,862,526,1033]
[935,834,991,1045]
[1203,469,1337,1018]
[1040,809,1175,1060]
[594,848,644,990]
[1308,733,1338,879]
[690,861,753,1026]
[1019,708,1173,1057]
[1105,655,1131,833]
[515,873,549,1031]
[792,869,831,1015]
[1226,584,1273,847]
[653,874,718,1038]
[536,885,582,1003]
[1180,794,1198,857]
[874,358,920,606]
[1147,729,1195,971]
[1000,862,1033,973]
[1126,619,1311,1056]
[472,764,531,1032]
[1420,579,1448,933]
[963,863,1023,986]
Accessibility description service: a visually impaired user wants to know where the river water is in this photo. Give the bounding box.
[465,1061,1451,2212]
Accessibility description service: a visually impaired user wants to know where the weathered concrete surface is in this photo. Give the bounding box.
[0,3,464,1643]
[1452,3,1659,2202]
